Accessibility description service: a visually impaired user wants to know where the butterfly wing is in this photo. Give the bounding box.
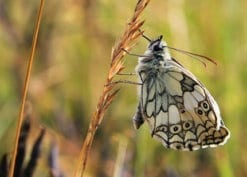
[137,59,230,151]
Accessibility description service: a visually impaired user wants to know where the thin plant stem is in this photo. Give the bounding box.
[8,1,45,177]
[73,0,150,177]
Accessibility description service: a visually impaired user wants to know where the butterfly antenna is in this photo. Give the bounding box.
[121,48,147,57]
[166,46,217,67]
[138,29,151,42]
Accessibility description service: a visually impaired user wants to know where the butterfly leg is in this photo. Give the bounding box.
[132,102,144,129]
[105,80,142,86]
[117,72,136,76]
[122,48,147,57]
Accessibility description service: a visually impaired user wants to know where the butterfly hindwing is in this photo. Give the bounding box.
[136,59,230,151]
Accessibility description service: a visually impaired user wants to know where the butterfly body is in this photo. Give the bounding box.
[133,36,230,151]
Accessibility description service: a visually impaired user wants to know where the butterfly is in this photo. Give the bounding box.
[133,35,230,151]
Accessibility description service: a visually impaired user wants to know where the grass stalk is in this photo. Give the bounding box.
[8,1,45,177]
[73,0,151,177]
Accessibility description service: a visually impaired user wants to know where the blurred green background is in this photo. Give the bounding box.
[0,0,246,177]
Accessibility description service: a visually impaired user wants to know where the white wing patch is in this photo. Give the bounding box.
[168,105,180,124]
[184,92,198,110]
[156,111,168,126]
[192,85,205,101]
[163,74,183,96]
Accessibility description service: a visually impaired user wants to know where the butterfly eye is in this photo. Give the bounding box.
[153,42,163,52]
[153,45,159,51]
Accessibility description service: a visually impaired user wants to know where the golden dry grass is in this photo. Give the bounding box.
[73,1,150,176]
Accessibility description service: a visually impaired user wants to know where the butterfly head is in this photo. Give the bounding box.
[148,35,165,52]
[144,35,171,61]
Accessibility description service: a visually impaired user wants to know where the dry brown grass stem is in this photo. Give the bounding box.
[8,1,45,177]
[73,0,150,177]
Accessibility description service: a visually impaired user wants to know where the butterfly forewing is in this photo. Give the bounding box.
[134,36,230,151]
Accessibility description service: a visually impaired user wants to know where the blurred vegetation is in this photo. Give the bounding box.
[0,0,246,177]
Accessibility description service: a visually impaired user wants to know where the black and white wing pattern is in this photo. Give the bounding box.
[133,36,230,151]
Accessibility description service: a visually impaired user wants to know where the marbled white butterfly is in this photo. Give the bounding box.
[133,35,230,151]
